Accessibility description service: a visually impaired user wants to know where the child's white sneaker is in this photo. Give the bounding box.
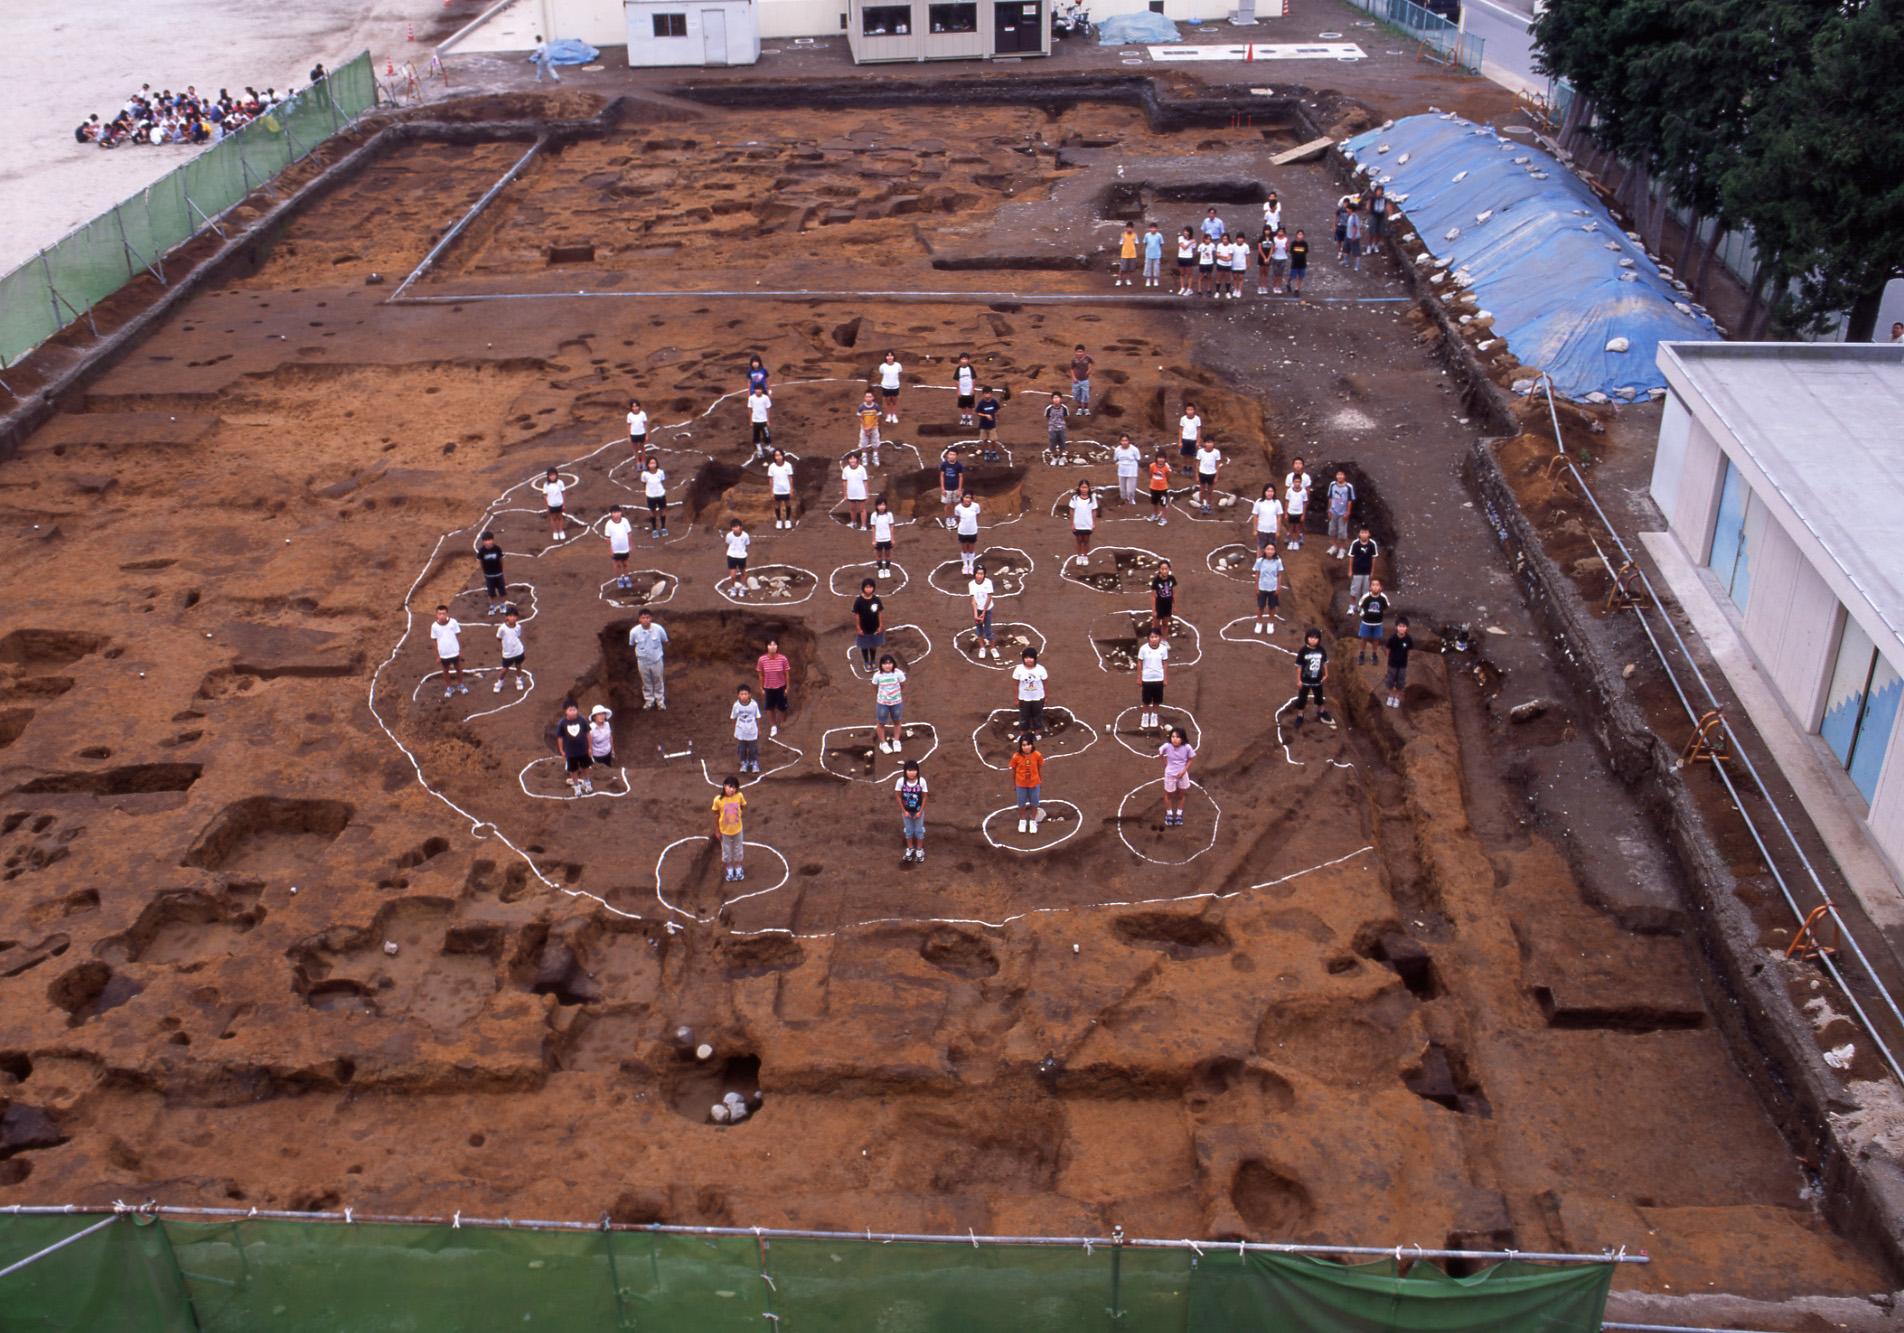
[1017,818,1029,833]
[769,724,779,737]
[515,677,525,690]
[493,678,504,693]
[1254,622,1264,634]
[879,741,893,754]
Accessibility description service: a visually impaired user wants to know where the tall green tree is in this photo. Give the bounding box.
[1534,0,1903,338]
[1719,0,1904,339]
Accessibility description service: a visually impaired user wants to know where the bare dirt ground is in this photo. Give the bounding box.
[0,96,1892,1306]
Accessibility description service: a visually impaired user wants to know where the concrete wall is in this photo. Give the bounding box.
[1736,517,1840,731]
[1657,404,1727,562]
[759,0,844,36]
[1648,395,1690,524]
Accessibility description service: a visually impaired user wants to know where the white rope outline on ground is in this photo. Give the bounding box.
[1111,705,1201,757]
[518,755,632,801]
[1059,544,1167,596]
[818,723,941,785]
[699,734,804,790]
[652,835,792,923]
[451,582,540,629]
[1175,487,1247,523]
[843,624,934,681]
[970,706,1099,772]
[954,622,1044,671]
[1087,611,1202,672]
[980,799,1084,854]
[1218,614,1296,657]
[927,547,1033,599]
[368,383,866,924]
[1116,777,1221,865]
[411,664,538,717]
[715,563,818,607]
[1270,694,1355,769]
[599,570,678,609]
[529,471,581,494]
[828,560,910,597]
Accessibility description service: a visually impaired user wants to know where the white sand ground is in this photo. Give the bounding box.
[0,1,442,273]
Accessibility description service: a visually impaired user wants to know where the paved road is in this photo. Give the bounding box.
[1460,0,1542,94]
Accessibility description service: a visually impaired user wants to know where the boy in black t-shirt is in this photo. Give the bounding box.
[1383,617,1414,709]
[1354,578,1389,664]
[851,579,885,672]
[554,700,592,795]
[975,389,1001,447]
[1291,628,1334,728]
[1347,526,1379,611]
[478,531,507,615]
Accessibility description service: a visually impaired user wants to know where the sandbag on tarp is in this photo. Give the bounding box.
[1343,114,1720,401]
[1097,12,1180,43]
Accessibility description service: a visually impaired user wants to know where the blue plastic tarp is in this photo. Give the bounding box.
[1342,114,1719,401]
[1097,12,1180,44]
[531,38,599,66]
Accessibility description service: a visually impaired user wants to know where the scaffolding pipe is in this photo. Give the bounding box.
[1530,371,1904,1087]
[0,1214,119,1281]
[0,1206,1646,1265]
[389,137,546,302]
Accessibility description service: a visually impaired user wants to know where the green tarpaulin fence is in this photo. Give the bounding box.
[0,1214,1617,1331]
[0,52,376,371]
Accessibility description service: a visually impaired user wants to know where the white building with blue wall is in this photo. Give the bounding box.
[1645,342,1904,903]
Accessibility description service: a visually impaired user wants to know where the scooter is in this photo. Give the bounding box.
[1051,0,1094,40]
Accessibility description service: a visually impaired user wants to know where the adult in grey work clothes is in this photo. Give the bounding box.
[628,614,668,708]
[532,35,560,82]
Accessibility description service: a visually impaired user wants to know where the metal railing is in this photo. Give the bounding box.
[1341,0,1486,72]
[1529,371,1904,1086]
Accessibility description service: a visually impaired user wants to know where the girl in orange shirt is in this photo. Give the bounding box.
[1009,734,1045,834]
[1147,450,1173,527]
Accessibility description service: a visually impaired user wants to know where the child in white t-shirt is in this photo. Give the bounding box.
[1136,625,1169,730]
[625,399,647,461]
[429,605,466,698]
[766,448,795,530]
[723,520,752,596]
[840,452,871,530]
[542,467,566,541]
[641,457,668,537]
[603,504,634,589]
[494,609,527,693]
[1194,444,1223,514]
[871,498,897,577]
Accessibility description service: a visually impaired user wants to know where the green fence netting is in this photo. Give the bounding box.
[0,1215,1618,1332]
[0,52,376,371]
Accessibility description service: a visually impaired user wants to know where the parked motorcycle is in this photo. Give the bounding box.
[1051,0,1094,40]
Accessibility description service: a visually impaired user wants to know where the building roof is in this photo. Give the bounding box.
[1659,341,1904,660]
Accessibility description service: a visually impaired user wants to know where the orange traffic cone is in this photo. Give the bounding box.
[386,58,396,75]
[406,20,416,40]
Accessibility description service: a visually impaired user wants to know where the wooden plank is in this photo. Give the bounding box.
[1270,135,1334,165]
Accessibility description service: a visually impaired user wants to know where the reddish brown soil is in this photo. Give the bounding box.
[0,100,1887,1305]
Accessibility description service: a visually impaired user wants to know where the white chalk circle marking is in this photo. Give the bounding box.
[1116,778,1220,865]
[1087,611,1201,673]
[981,800,1083,854]
[599,570,679,609]
[818,723,941,784]
[1112,705,1201,757]
[955,621,1044,671]
[716,563,817,607]
[1218,615,1297,657]
[928,547,1033,599]
[653,835,792,923]
[517,755,632,801]
[829,560,911,597]
[843,624,934,681]
[970,706,1099,771]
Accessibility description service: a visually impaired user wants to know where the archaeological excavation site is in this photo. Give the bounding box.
[1,46,1900,1333]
